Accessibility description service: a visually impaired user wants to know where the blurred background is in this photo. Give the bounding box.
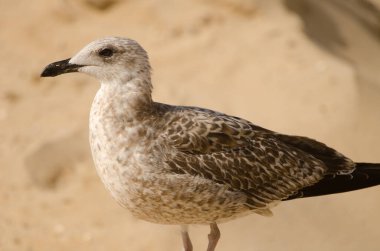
[1,0,380,250]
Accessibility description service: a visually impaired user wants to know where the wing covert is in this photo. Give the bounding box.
[160,106,329,209]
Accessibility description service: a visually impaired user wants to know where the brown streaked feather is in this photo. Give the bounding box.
[273,134,355,173]
[159,105,355,208]
[161,106,256,154]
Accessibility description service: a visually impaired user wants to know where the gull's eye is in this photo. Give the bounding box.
[98,48,114,58]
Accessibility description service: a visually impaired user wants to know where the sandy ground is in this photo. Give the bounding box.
[1,0,380,250]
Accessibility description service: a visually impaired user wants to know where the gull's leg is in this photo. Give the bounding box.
[207,223,220,251]
[180,225,193,251]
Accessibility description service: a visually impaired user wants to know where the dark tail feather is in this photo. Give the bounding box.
[286,163,380,200]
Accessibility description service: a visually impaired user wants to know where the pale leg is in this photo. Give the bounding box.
[181,225,193,251]
[207,223,220,251]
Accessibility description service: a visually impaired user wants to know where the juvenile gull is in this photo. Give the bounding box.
[41,37,380,251]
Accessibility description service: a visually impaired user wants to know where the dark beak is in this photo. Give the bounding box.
[40,58,82,77]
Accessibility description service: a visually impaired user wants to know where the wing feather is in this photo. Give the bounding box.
[159,106,354,208]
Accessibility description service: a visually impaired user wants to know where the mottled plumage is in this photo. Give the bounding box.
[41,37,380,251]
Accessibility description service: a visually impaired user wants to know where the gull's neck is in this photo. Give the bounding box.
[89,76,155,163]
[97,76,153,119]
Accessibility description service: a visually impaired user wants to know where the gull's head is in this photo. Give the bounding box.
[41,37,151,84]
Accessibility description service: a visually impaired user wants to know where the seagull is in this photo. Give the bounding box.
[41,37,380,251]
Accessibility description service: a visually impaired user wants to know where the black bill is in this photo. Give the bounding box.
[40,58,82,77]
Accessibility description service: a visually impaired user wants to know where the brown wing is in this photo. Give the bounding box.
[274,134,355,173]
[159,106,356,208]
[161,106,270,154]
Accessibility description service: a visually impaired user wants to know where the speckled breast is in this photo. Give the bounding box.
[88,88,252,225]
[89,127,251,225]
